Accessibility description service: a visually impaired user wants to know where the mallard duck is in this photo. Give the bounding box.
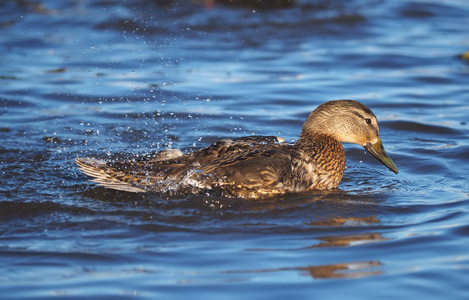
[75,100,398,199]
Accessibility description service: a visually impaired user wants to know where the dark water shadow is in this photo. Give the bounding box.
[74,186,391,234]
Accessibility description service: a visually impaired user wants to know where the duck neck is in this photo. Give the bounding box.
[297,133,338,153]
[296,132,346,188]
[297,131,338,148]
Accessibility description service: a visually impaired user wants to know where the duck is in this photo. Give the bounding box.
[75,100,398,199]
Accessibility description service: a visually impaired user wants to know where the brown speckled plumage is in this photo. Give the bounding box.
[75,100,398,199]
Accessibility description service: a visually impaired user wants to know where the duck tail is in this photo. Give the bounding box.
[74,158,147,193]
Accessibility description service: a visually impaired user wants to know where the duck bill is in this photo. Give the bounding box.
[364,139,399,174]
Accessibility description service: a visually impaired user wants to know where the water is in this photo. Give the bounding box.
[1,0,469,298]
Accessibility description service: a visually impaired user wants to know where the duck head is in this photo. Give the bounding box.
[302,100,399,174]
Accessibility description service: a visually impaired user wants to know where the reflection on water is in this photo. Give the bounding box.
[247,232,386,251]
[306,215,381,227]
[313,233,386,248]
[248,233,389,251]
[226,261,382,280]
[300,261,382,279]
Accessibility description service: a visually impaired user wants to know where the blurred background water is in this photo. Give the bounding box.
[1,0,469,298]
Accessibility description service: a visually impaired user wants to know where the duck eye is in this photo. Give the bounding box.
[365,118,372,125]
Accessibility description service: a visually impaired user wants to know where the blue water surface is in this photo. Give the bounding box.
[1,0,469,299]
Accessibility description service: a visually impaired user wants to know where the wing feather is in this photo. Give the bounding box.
[75,135,292,197]
[75,158,146,192]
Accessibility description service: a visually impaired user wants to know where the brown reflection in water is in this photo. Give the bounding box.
[300,261,382,279]
[306,215,381,226]
[312,232,387,249]
[226,261,382,280]
[248,232,387,252]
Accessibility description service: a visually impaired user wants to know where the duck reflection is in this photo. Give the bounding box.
[309,232,386,249]
[306,215,381,226]
[299,261,382,279]
[247,231,386,252]
[226,260,382,280]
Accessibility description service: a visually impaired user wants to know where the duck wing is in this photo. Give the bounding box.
[75,158,149,192]
[75,135,289,196]
[196,146,297,198]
